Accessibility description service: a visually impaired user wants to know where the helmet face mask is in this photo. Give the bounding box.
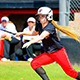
[37,7,53,21]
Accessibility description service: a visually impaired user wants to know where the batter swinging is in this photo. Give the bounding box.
[16,7,80,80]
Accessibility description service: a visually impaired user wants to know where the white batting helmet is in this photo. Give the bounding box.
[37,6,53,21]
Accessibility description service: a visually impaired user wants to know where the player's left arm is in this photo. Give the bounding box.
[22,30,50,48]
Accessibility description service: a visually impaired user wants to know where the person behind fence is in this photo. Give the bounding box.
[0,16,20,61]
[16,7,80,80]
[15,17,43,61]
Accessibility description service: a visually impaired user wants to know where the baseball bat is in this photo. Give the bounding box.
[0,29,18,41]
[0,29,22,41]
[0,29,22,37]
[0,29,16,35]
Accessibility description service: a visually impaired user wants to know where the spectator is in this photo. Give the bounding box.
[0,16,20,61]
[15,17,43,61]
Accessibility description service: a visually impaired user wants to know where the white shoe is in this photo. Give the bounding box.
[1,58,10,61]
[27,58,33,62]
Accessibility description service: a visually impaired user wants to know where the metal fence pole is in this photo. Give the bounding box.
[59,0,70,37]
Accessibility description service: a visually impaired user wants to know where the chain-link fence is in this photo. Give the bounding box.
[70,0,80,20]
[69,0,80,35]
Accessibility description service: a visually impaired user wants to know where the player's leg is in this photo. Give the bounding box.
[3,40,10,59]
[31,52,55,80]
[50,47,80,80]
[9,37,20,60]
[32,43,42,54]
[76,73,80,80]
[26,44,36,58]
[35,67,49,80]
[15,47,25,60]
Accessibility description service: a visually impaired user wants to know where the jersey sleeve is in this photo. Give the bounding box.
[44,23,55,34]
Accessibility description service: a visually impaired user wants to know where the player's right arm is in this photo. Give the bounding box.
[16,30,39,37]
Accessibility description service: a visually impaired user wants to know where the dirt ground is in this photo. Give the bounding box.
[0,61,30,65]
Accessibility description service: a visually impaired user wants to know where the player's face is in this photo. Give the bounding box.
[38,14,47,24]
[1,21,8,27]
[28,21,36,29]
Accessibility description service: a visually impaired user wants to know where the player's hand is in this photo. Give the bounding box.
[5,35,12,41]
[22,42,31,48]
[15,32,22,37]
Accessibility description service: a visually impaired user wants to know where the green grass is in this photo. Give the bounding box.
[0,61,80,80]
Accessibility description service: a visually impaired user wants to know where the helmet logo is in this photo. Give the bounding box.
[39,9,42,12]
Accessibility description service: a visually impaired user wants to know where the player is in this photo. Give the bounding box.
[15,17,43,61]
[0,16,20,61]
[16,7,80,80]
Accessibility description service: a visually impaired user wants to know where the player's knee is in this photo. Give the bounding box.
[31,59,41,70]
